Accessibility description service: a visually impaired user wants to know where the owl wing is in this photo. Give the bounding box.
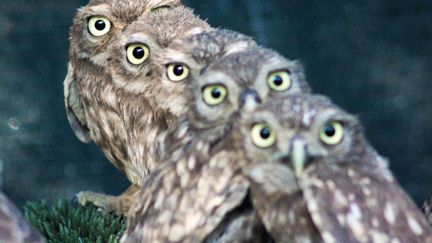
[0,192,45,243]
[123,149,249,242]
[63,62,91,143]
[245,163,323,242]
[300,163,432,243]
[423,195,432,225]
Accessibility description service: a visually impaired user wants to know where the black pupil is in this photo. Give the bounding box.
[173,65,184,76]
[211,88,221,99]
[273,75,283,86]
[95,20,106,31]
[133,47,145,59]
[324,125,336,137]
[260,127,271,139]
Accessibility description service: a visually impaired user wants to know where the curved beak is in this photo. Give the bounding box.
[240,89,261,111]
[290,137,308,177]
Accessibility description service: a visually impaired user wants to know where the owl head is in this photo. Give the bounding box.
[234,94,378,178]
[69,0,181,64]
[185,47,311,129]
[65,0,183,141]
[106,6,210,116]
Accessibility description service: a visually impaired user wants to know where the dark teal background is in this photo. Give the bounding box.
[0,0,431,205]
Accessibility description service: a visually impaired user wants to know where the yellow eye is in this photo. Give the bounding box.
[167,63,190,82]
[88,16,111,37]
[126,44,150,65]
[319,121,344,145]
[251,123,276,148]
[202,85,227,106]
[267,70,291,92]
[151,5,171,13]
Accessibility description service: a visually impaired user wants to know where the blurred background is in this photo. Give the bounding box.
[0,0,431,206]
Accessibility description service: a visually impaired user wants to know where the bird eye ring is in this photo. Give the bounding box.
[251,123,276,148]
[267,70,292,92]
[151,5,171,13]
[126,43,150,65]
[202,84,227,106]
[166,63,190,82]
[88,16,111,37]
[319,121,344,145]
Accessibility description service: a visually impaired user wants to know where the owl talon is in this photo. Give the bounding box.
[72,188,139,216]
[70,195,80,208]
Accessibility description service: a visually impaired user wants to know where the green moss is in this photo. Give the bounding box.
[24,200,126,243]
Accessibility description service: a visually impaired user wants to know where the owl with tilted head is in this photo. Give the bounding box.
[65,0,181,171]
[69,3,212,215]
[122,46,310,242]
[236,94,432,242]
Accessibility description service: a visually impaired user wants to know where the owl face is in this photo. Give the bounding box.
[236,94,364,177]
[69,0,181,68]
[186,47,310,129]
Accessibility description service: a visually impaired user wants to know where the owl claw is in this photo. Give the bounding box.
[70,195,80,208]
[71,189,138,216]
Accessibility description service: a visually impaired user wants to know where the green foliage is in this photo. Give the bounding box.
[24,200,126,243]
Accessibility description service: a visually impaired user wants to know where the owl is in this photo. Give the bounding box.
[111,6,211,184]
[237,94,432,242]
[71,5,210,215]
[65,0,182,169]
[122,47,310,242]
[423,195,432,225]
[0,192,44,243]
[79,29,258,215]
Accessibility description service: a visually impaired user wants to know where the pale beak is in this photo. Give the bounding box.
[291,138,307,177]
[240,89,261,112]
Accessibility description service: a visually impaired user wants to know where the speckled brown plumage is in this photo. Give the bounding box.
[124,28,257,185]
[0,192,45,243]
[65,0,182,173]
[64,1,212,214]
[104,5,210,187]
[122,46,310,242]
[238,94,432,242]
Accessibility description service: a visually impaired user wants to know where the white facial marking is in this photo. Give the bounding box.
[243,95,259,112]
[91,52,110,66]
[225,41,253,55]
